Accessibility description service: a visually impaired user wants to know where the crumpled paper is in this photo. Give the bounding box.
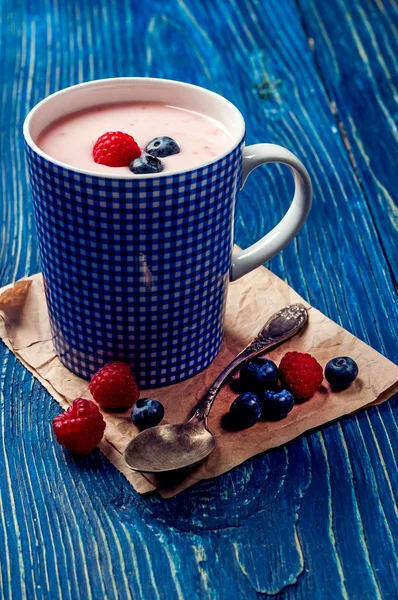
[1,268,397,498]
[0,279,32,310]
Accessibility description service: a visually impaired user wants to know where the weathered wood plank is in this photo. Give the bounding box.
[0,0,397,599]
[296,0,398,280]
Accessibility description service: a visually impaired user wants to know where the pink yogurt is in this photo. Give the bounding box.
[37,101,233,175]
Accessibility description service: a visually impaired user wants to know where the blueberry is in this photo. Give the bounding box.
[325,357,358,389]
[239,358,279,392]
[131,398,164,429]
[260,389,294,421]
[146,136,180,158]
[130,155,163,174]
[228,392,262,429]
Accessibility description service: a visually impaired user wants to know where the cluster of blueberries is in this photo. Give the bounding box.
[130,358,292,431]
[228,358,293,429]
[227,355,358,429]
[131,356,358,431]
[130,136,180,174]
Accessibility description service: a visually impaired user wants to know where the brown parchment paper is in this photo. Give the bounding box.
[1,268,397,498]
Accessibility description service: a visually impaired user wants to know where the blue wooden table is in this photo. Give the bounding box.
[1,1,397,598]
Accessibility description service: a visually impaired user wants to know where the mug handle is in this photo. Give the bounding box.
[231,143,312,281]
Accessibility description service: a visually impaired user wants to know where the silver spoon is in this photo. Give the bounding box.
[124,304,308,474]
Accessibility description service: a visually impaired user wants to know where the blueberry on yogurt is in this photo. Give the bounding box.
[146,136,180,158]
[130,155,163,174]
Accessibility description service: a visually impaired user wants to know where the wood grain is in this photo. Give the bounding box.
[0,0,397,598]
[296,0,398,280]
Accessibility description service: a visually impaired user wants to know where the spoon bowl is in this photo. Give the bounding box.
[124,418,216,473]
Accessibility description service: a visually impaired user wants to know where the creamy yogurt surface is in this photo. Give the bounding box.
[36,102,233,175]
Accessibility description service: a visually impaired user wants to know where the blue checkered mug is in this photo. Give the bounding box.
[24,78,312,388]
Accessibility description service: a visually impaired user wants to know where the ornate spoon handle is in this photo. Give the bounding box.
[193,304,308,422]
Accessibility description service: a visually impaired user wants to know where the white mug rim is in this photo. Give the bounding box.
[23,77,246,180]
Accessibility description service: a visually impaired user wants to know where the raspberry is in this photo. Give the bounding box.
[93,131,141,167]
[89,361,139,409]
[52,398,106,454]
[279,352,323,399]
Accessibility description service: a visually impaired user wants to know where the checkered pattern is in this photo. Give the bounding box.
[26,140,244,387]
